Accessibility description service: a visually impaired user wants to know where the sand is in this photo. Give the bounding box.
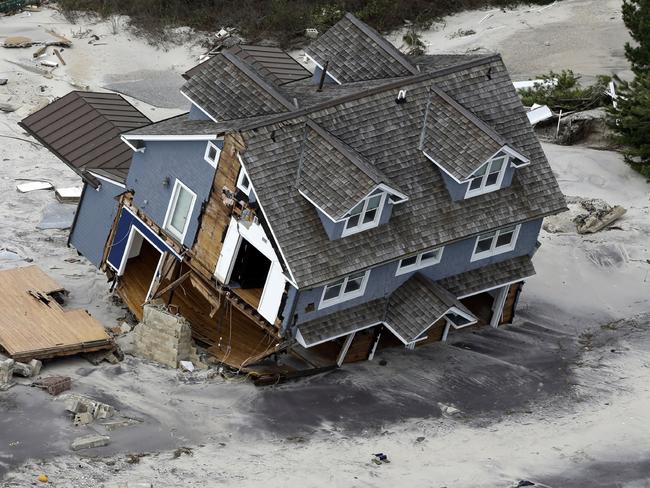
[1,2,649,487]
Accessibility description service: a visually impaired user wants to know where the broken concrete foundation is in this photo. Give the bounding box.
[71,434,110,451]
[0,358,15,390]
[133,304,202,368]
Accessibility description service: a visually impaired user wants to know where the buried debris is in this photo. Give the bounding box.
[16,180,53,192]
[32,376,72,396]
[65,394,115,421]
[71,434,110,451]
[372,452,390,465]
[574,199,627,234]
[55,186,82,203]
[173,447,193,458]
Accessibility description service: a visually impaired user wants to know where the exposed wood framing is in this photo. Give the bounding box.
[152,270,191,301]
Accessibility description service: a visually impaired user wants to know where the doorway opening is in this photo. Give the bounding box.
[229,238,271,309]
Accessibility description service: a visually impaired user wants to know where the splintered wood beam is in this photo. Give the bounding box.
[152,271,191,300]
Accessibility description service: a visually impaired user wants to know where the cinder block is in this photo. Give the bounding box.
[70,434,110,451]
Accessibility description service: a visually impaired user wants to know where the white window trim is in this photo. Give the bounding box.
[470,224,521,262]
[319,270,370,309]
[395,247,445,276]
[236,166,251,194]
[465,154,509,199]
[341,192,386,237]
[204,141,221,168]
[163,179,197,244]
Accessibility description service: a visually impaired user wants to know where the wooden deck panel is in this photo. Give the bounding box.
[231,287,263,310]
[0,266,113,361]
[190,137,242,280]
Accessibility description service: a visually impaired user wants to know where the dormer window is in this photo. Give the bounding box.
[466,155,507,198]
[237,167,251,194]
[342,192,386,236]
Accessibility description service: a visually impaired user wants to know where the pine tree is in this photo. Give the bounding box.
[608,74,650,176]
[622,0,650,74]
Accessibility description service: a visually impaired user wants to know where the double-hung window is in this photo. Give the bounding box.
[204,142,221,168]
[164,179,197,242]
[342,192,385,236]
[396,247,444,276]
[319,270,370,308]
[471,224,520,261]
[466,155,507,198]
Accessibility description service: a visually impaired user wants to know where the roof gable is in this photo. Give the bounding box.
[19,91,150,183]
[180,53,291,121]
[296,122,406,221]
[305,13,418,83]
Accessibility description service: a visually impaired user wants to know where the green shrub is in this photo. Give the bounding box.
[517,70,611,112]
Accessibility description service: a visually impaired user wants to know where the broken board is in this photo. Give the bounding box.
[0,266,113,361]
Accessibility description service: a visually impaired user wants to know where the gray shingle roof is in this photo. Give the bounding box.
[228,45,312,85]
[297,122,404,220]
[297,256,533,346]
[180,53,290,121]
[123,112,280,138]
[385,274,473,342]
[420,86,506,181]
[439,255,536,297]
[305,13,417,83]
[239,55,566,288]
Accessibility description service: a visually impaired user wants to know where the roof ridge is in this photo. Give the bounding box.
[221,50,296,111]
[235,54,501,133]
[429,85,506,147]
[344,13,419,75]
[305,120,390,186]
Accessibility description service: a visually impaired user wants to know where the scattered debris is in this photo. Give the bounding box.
[513,78,558,91]
[3,36,33,48]
[449,28,476,39]
[53,48,66,66]
[0,358,15,390]
[65,394,116,420]
[372,452,390,465]
[55,186,82,203]
[13,359,42,377]
[416,436,425,443]
[70,434,110,451]
[32,45,47,58]
[574,199,627,234]
[101,418,141,431]
[73,412,94,426]
[179,360,195,372]
[37,474,48,483]
[0,78,7,86]
[0,102,18,112]
[37,203,76,230]
[305,28,318,39]
[40,60,58,68]
[172,447,193,458]
[526,104,553,125]
[16,180,52,192]
[125,452,149,464]
[32,376,72,396]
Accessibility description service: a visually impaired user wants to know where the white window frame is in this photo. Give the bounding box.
[236,167,251,194]
[341,192,386,237]
[395,247,444,276]
[470,224,521,262]
[465,154,509,198]
[163,179,197,243]
[204,141,221,168]
[319,269,370,309]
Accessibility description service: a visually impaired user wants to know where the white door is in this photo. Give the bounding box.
[258,261,286,324]
[214,218,241,284]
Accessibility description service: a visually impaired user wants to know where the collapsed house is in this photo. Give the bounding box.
[20,14,566,371]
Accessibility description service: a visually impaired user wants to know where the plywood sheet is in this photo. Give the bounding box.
[0,265,113,361]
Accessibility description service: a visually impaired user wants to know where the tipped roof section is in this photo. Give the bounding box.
[296,122,406,221]
[227,45,312,85]
[306,13,418,83]
[19,91,150,183]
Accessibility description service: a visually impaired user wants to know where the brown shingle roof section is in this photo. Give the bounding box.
[420,87,506,181]
[305,13,417,83]
[239,56,566,288]
[297,122,405,220]
[19,91,150,183]
[180,53,291,121]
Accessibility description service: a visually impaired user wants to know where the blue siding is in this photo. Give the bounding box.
[440,162,517,202]
[293,218,543,324]
[69,180,123,267]
[127,140,221,247]
[315,198,395,240]
[188,103,211,120]
[280,285,299,332]
[107,207,178,271]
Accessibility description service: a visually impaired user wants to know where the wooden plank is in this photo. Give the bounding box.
[0,266,112,360]
[152,270,191,300]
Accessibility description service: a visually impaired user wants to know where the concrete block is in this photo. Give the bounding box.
[66,399,87,414]
[0,358,14,385]
[73,412,94,426]
[70,434,110,451]
[13,359,42,377]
